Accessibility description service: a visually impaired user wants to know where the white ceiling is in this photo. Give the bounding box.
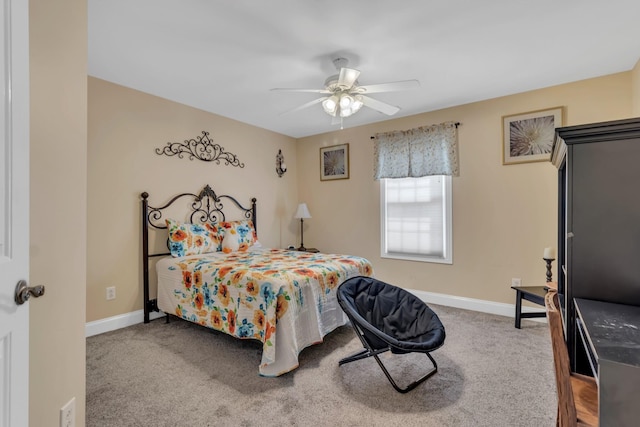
[88,0,640,139]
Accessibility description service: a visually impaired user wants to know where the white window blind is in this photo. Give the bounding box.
[381,176,452,263]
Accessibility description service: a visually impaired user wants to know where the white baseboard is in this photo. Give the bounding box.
[407,288,547,321]
[85,309,165,337]
[86,290,544,337]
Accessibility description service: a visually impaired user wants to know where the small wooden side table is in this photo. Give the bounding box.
[511,285,549,329]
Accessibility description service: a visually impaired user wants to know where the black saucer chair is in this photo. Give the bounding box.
[337,276,446,393]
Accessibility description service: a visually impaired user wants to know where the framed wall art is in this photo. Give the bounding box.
[502,107,564,165]
[320,143,349,181]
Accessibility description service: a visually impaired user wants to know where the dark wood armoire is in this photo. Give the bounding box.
[553,117,640,373]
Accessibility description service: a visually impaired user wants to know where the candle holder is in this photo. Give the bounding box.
[276,149,287,177]
[543,258,555,283]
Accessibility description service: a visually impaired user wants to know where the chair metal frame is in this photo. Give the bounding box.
[339,306,439,393]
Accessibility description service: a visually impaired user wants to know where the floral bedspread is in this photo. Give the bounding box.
[156,248,373,376]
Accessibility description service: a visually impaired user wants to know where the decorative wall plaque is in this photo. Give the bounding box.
[156,130,245,167]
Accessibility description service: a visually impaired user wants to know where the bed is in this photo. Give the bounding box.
[141,184,373,376]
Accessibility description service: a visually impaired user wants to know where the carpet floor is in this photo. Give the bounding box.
[87,305,556,426]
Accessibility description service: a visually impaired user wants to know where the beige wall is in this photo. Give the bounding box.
[87,77,298,322]
[633,58,640,116]
[296,72,633,304]
[29,0,87,425]
[87,72,634,324]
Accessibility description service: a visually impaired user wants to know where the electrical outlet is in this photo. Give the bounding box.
[512,278,522,287]
[60,397,75,427]
[106,286,116,300]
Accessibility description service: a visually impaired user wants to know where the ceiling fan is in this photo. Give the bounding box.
[271,57,420,124]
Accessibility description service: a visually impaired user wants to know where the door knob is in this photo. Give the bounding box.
[14,280,45,305]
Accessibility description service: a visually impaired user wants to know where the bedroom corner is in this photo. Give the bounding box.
[86,77,298,326]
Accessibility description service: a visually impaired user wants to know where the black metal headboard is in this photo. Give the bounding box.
[141,184,257,323]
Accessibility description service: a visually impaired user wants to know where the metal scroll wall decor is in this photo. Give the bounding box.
[155,130,245,168]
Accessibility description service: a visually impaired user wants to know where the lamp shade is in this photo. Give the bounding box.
[322,95,339,116]
[294,203,311,219]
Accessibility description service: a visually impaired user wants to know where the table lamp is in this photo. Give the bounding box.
[295,203,311,251]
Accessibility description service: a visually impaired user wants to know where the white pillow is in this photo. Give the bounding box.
[221,230,240,253]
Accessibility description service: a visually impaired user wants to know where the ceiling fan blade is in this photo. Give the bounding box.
[361,95,401,116]
[337,67,360,89]
[357,79,420,94]
[271,88,332,94]
[279,96,328,115]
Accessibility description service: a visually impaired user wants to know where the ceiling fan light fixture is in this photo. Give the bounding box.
[340,107,353,118]
[352,95,364,112]
[322,95,339,116]
[273,58,417,121]
[339,94,364,117]
[339,94,353,109]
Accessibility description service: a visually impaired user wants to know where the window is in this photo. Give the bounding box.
[380,175,452,263]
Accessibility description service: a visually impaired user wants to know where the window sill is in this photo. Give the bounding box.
[381,252,452,264]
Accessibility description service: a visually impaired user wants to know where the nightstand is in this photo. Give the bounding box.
[511,285,549,329]
[297,247,319,253]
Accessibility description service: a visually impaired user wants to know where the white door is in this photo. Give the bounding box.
[0,0,31,426]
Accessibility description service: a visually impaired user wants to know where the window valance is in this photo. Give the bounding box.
[373,121,459,179]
